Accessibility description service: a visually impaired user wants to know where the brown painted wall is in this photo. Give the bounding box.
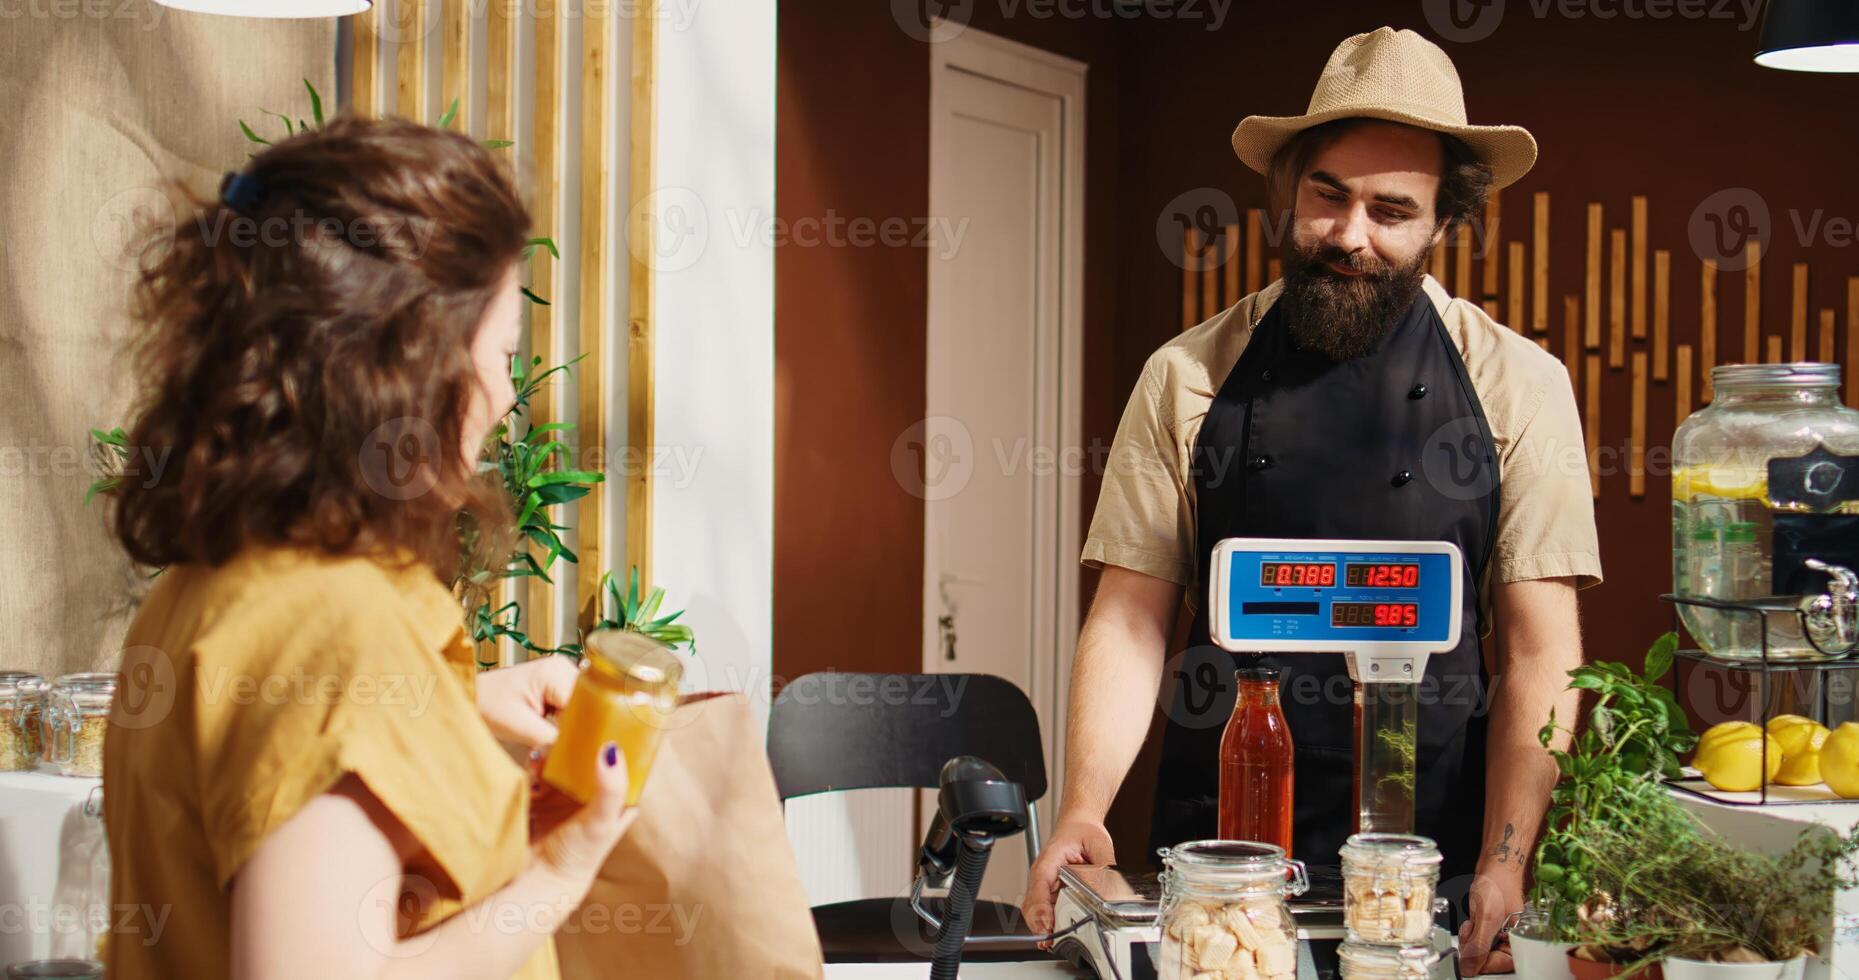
[778,5,1859,867]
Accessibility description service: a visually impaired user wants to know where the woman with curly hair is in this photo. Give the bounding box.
[101,115,627,979]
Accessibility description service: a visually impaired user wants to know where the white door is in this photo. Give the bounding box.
[922,26,1086,919]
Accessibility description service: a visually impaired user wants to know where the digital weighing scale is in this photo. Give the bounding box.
[1050,538,1466,980]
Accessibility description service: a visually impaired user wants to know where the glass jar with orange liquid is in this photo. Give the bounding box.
[542,630,684,805]
[1217,666,1294,855]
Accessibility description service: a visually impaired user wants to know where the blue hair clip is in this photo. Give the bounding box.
[219,171,266,214]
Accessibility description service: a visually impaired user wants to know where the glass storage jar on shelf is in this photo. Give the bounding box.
[1673,363,1859,660]
[43,673,117,778]
[1337,939,1450,980]
[0,672,46,771]
[1156,840,1306,980]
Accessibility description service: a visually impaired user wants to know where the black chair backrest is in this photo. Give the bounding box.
[767,672,1047,803]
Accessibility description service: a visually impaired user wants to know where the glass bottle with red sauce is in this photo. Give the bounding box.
[1218,666,1295,857]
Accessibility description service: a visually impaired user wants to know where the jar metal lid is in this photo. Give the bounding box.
[0,671,44,697]
[1340,832,1444,868]
[6,961,104,979]
[582,630,683,689]
[1157,839,1310,895]
[1711,362,1841,389]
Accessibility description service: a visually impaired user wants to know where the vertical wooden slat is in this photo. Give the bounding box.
[1538,337,1550,351]
[526,3,561,652]
[1585,203,1602,350]
[1267,258,1283,285]
[1563,294,1580,393]
[487,0,517,144]
[1767,336,1784,363]
[395,0,426,120]
[1630,196,1647,340]
[576,0,612,624]
[1454,223,1472,298]
[1653,250,1670,381]
[1585,354,1602,498]
[1181,229,1197,332]
[1629,351,1646,497]
[441,0,468,129]
[1508,241,1525,331]
[1677,345,1694,421]
[1701,259,1718,402]
[1200,234,1218,320]
[349,4,378,116]
[1430,236,1448,285]
[1482,192,1502,301]
[1532,192,1550,334]
[1222,223,1240,306]
[1482,301,1500,319]
[1744,241,1762,364]
[1245,210,1262,295]
[1850,279,1859,407]
[626,0,659,594]
[1820,309,1837,363]
[1791,264,1809,362]
[1609,228,1626,369]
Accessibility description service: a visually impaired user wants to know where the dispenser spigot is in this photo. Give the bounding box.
[1801,559,1859,657]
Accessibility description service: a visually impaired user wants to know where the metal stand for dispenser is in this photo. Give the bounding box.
[1347,652,1425,835]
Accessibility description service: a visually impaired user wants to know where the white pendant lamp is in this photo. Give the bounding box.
[150,0,371,17]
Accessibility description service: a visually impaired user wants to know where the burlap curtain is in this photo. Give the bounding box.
[0,4,334,675]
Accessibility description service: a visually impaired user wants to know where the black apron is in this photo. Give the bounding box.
[1150,290,1500,884]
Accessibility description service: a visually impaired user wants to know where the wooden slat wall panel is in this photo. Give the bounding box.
[1652,249,1670,381]
[442,0,468,129]
[1629,351,1646,497]
[1676,345,1694,421]
[1482,192,1501,301]
[1532,192,1549,334]
[1745,241,1761,363]
[349,3,379,116]
[1508,241,1525,330]
[1701,259,1717,402]
[1850,279,1859,407]
[1563,294,1579,392]
[1223,223,1240,308]
[395,0,424,119]
[626,2,658,595]
[1609,228,1626,368]
[1767,335,1783,363]
[1267,259,1282,285]
[1820,309,1836,363]
[1454,223,1472,298]
[1631,196,1647,340]
[1245,210,1262,296]
[1200,235,1217,320]
[527,6,562,653]
[1430,236,1447,284]
[576,0,611,624]
[1585,354,1601,498]
[1180,229,1195,332]
[1791,264,1809,362]
[1585,203,1602,350]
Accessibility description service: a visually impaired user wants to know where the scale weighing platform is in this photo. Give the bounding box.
[1050,538,1466,980]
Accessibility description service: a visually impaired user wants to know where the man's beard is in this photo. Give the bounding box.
[1277,235,1432,361]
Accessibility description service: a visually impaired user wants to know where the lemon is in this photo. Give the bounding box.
[1766,715,1830,786]
[1819,723,1859,798]
[1674,465,1768,502]
[1694,720,1783,792]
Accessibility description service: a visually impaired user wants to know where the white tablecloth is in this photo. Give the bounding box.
[0,771,107,967]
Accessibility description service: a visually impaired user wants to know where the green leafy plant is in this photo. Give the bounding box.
[1531,633,1697,946]
[1563,775,1859,968]
[577,567,696,653]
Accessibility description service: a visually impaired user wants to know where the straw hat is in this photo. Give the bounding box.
[1231,27,1538,190]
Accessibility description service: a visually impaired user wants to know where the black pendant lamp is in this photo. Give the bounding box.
[1756,0,1859,72]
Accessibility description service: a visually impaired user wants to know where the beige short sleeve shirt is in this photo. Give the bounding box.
[1084,275,1602,612]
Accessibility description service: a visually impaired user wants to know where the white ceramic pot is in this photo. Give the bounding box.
[1662,956,1808,980]
[1511,934,1577,980]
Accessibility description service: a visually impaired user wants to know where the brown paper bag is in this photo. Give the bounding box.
[555,692,825,979]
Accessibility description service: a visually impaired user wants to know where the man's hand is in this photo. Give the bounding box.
[1021,817,1117,935]
[1457,868,1524,976]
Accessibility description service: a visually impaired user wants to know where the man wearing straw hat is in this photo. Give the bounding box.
[1024,28,1599,974]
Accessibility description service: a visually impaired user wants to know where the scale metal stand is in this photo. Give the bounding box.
[1051,538,1466,980]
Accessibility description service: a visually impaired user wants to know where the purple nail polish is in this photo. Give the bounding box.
[604,743,619,767]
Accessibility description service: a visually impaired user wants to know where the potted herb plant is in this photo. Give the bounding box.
[1524,633,1697,980]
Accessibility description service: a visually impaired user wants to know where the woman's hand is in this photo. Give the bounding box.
[536,741,637,883]
[476,654,581,750]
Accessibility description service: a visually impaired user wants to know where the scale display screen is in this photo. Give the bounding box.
[1208,538,1463,653]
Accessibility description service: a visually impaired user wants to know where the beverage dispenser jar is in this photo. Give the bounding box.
[1672,364,1859,660]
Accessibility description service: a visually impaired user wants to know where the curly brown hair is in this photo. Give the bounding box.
[112,115,531,582]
